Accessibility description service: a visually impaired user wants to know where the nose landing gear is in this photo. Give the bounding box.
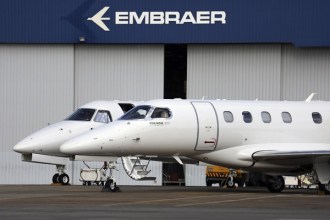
[101,162,119,192]
[52,165,70,185]
[102,177,118,192]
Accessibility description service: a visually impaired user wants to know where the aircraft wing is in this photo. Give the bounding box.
[140,156,198,164]
[253,150,330,161]
[236,143,330,166]
[252,150,330,167]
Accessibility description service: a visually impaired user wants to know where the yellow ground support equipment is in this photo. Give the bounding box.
[206,165,247,188]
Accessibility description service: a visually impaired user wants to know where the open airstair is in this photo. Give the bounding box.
[121,156,156,181]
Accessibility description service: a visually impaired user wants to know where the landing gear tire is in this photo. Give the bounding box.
[58,173,70,185]
[52,173,59,183]
[318,182,330,194]
[104,179,117,192]
[226,177,235,188]
[266,176,285,193]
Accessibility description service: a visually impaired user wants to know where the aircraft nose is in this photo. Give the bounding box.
[60,138,92,155]
[13,139,38,154]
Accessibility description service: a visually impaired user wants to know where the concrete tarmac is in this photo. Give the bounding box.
[1,185,330,220]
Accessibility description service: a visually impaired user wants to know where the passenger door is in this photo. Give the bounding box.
[191,101,218,151]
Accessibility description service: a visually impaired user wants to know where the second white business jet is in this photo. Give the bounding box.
[13,100,136,185]
[61,98,330,193]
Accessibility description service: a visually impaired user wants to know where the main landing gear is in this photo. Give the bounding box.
[265,175,285,193]
[52,165,70,185]
[318,182,330,194]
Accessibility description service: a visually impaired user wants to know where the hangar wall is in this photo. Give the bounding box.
[0,45,74,184]
[282,46,330,101]
[0,44,164,185]
[187,44,330,100]
[74,45,164,105]
[187,44,281,100]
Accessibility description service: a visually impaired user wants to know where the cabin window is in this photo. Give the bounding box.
[119,105,152,120]
[261,111,271,123]
[223,111,234,123]
[242,111,252,123]
[94,110,112,123]
[66,108,95,121]
[281,112,292,123]
[151,108,171,119]
[312,112,322,124]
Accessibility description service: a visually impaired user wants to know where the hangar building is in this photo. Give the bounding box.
[1,0,330,185]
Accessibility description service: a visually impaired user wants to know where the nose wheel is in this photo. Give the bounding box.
[52,173,60,183]
[52,165,70,185]
[102,177,118,192]
[52,173,70,185]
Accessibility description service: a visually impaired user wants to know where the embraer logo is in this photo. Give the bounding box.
[87,7,111,31]
[88,6,226,31]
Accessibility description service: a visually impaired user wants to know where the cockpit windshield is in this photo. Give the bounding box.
[66,108,96,121]
[94,110,112,123]
[119,105,152,120]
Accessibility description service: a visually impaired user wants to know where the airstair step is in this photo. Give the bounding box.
[138,177,156,181]
[121,156,156,181]
[137,170,151,175]
[130,159,141,164]
[133,165,146,170]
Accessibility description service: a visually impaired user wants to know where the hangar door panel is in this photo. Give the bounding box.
[191,102,218,151]
[0,45,74,184]
[187,44,281,100]
[75,45,164,106]
[282,45,330,101]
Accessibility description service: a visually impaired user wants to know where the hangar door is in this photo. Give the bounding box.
[0,45,74,184]
[74,45,164,106]
[187,44,281,100]
[187,44,330,101]
[281,45,330,101]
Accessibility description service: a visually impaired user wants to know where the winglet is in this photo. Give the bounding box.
[305,93,317,102]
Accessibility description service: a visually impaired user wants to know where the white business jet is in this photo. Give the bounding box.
[60,97,330,193]
[13,100,136,185]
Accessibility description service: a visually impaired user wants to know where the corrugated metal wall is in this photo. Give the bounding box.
[0,44,164,185]
[282,45,330,101]
[187,44,330,101]
[74,45,164,106]
[185,165,206,186]
[187,44,281,100]
[186,44,330,186]
[0,45,74,184]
